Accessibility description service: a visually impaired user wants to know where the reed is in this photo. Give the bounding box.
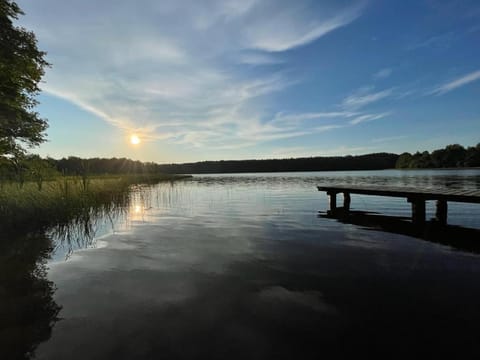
[0,173,190,233]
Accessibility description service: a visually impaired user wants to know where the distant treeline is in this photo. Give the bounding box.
[1,143,478,181]
[0,153,399,180]
[395,143,480,169]
[0,156,166,185]
[156,153,399,174]
[53,156,164,175]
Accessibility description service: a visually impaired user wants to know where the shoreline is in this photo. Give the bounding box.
[184,167,480,175]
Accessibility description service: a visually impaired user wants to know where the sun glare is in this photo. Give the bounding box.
[130,134,141,145]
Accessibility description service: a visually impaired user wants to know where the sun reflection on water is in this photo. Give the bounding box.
[129,203,145,222]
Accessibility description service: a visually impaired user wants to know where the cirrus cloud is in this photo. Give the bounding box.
[19,0,366,150]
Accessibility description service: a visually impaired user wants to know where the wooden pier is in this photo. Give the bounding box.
[317,185,480,225]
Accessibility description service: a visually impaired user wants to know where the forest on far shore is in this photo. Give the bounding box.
[395,143,480,169]
[155,142,480,173]
[1,143,479,180]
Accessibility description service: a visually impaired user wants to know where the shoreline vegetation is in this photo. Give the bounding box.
[395,143,480,169]
[0,173,190,234]
[0,142,477,234]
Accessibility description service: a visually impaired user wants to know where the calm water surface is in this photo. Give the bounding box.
[5,170,480,359]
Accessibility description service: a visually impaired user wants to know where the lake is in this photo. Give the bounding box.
[3,169,480,359]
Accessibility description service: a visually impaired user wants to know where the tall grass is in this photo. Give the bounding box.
[0,173,190,233]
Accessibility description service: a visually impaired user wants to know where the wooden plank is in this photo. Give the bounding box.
[317,184,480,195]
[411,199,426,225]
[329,192,337,212]
[317,185,480,204]
[460,190,480,196]
[343,192,351,211]
[435,200,448,225]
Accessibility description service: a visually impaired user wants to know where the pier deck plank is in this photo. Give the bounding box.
[317,185,480,204]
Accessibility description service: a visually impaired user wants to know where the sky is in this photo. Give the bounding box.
[17,0,480,163]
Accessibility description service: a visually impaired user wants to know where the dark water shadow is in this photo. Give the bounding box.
[0,184,157,358]
[319,209,480,254]
[0,232,61,360]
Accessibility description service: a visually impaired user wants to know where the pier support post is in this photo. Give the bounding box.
[343,192,351,212]
[409,198,426,225]
[435,200,448,225]
[328,192,337,212]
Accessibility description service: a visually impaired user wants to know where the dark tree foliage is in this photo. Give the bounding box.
[0,0,49,159]
[14,154,398,176]
[155,153,399,174]
[0,154,57,188]
[53,156,166,176]
[396,153,413,168]
[2,144,478,178]
[465,144,480,167]
[395,143,480,168]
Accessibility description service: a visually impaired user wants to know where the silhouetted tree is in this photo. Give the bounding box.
[442,144,466,167]
[430,149,446,168]
[395,143,479,169]
[23,154,58,190]
[464,143,480,167]
[155,153,400,174]
[411,151,433,168]
[396,152,412,168]
[0,0,49,160]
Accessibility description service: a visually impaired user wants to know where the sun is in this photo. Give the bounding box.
[130,134,141,145]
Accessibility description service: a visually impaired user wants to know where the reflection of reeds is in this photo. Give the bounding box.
[49,204,128,261]
[0,232,61,359]
[0,174,189,234]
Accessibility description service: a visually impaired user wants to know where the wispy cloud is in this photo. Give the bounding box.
[373,68,392,79]
[245,2,365,52]
[238,52,284,65]
[349,112,391,125]
[271,109,390,131]
[342,87,393,109]
[23,0,366,150]
[429,69,480,95]
[273,111,356,124]
[408,32,454,51]
[315,124,345,132]
[468,24,480,33]
[371,135,407,143]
